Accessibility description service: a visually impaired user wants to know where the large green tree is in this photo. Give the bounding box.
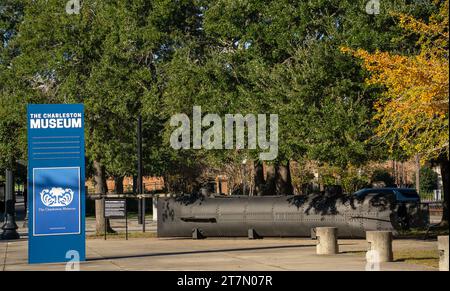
[0,0,26,173]
[1,0,438,202]
[157,0,434,194]
[1,0,203,231]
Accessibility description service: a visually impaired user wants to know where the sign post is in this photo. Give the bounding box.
[104,198,127,240]
[27,104,85,264]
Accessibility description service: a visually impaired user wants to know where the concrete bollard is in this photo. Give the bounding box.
[366,231,393,262]
[192,228,205,239]
[316,227,339,255]
[438,236,449,271]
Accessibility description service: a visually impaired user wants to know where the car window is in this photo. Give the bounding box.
[368,189,393,195]
[354,189,370,195]
[355,189,393,196]
[396,189,420,199]
[364,192,394,198]
[363,192,396,204]
[381,189,395,194]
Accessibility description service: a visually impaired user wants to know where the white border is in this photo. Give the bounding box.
[32,167,81,236]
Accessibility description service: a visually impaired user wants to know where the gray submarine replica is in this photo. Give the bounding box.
[157,192,429,238]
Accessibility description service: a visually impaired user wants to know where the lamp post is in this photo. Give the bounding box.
[1,169,20,240]
[137,115,144,227]
[17,159,28,228]
[22,181,28,228]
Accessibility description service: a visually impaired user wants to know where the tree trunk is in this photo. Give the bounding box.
[253,161,265,196]
[161,173,171,193]
[263,164,276,196]
[275,161,293,196]
[415,155,420,194]
[132,175,137,193]
[114,175,124,194]
[93,160,115,234]
[439,156,449,226]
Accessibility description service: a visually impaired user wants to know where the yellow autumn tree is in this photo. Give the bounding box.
[342,0,449,224]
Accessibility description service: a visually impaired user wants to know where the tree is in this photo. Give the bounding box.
[345,0,449,224]
[2,0,203,232]
[415,166,439,194]
[240,0,418,189]
[371,168,395,187]
[2,0,440,206]
[155,0,433,195]
[0,0,26,173]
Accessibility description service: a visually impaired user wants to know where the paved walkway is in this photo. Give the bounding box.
[0,236,439,271]
[0,196,440,271]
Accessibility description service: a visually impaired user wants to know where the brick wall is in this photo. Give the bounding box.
[86,176,164,193]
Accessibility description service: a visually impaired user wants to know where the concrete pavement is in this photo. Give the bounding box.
[0,195,441,271]
[0,236,439,271]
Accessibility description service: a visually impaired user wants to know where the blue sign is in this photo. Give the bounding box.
[33,167,81,236]
[28,104,85,264]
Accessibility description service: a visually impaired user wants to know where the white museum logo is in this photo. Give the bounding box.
[40,187,74,207]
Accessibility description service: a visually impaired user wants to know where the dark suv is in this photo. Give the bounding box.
[353,188,420,203]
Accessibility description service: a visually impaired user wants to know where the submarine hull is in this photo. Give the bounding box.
[156,194,426,238]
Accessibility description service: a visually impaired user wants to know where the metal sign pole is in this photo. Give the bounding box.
[125,198,128,240]
[104,197,106,241]
[1,168,19,239]
[137,115,143,225]
[143,197,146,233]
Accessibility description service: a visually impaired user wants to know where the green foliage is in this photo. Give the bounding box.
[0,0,437,190]
[316,164,370,193]
[290,163,315,193]
[414,166,438,193]
[316,164,339,187]
[371,168,395,186]
[341,174,370,194]
[1,0,203,179]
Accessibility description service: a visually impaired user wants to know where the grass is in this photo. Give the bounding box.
[396,226,449,239]
[393,249,439,269]
[86,231,157,240]
[348,249,439,269]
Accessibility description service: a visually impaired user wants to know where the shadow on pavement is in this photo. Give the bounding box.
[87,243,318,262]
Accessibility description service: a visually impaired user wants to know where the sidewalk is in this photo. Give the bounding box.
[1,237,439,271]
[0,197,440,271]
